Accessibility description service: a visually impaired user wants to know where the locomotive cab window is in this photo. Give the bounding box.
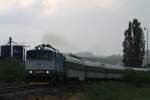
[26,50,53,60]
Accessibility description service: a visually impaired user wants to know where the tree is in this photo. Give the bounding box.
[122,19,145,67]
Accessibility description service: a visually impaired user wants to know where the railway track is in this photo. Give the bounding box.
[0,81,86,100]
[0,82,48,96]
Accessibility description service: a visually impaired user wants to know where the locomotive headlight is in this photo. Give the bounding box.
[29,70,32,74]
[46,70,49,74]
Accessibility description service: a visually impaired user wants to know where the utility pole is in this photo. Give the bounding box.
[147,28,149,65]
[8,37,13,58]
[144,27,149,66]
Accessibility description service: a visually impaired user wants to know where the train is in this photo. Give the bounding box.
[25,44,148,82]
[0,38,147,83]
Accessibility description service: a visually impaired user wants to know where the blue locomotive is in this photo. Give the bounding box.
[26,44,65,82]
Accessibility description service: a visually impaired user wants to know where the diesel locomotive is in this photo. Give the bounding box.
[26,44,65,82]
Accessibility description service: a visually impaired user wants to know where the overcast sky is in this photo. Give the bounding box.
[0,0,150,56]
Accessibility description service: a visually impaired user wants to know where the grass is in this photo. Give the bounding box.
[81,81,150,100]
[0,59,25,82]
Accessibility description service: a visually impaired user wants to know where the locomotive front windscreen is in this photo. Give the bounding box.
[27,50,53,60]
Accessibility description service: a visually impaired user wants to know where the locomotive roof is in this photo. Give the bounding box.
[27,47,58,52]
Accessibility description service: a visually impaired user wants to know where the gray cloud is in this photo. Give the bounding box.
[42,33,67,47]
[0,0,150,56]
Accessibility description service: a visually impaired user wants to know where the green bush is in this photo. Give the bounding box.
[122,69,150,86]
[0,59,25,82]
[144,63,150,68]
[83,82,150,100]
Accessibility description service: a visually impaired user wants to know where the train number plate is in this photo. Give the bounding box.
[34,71,45,73]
